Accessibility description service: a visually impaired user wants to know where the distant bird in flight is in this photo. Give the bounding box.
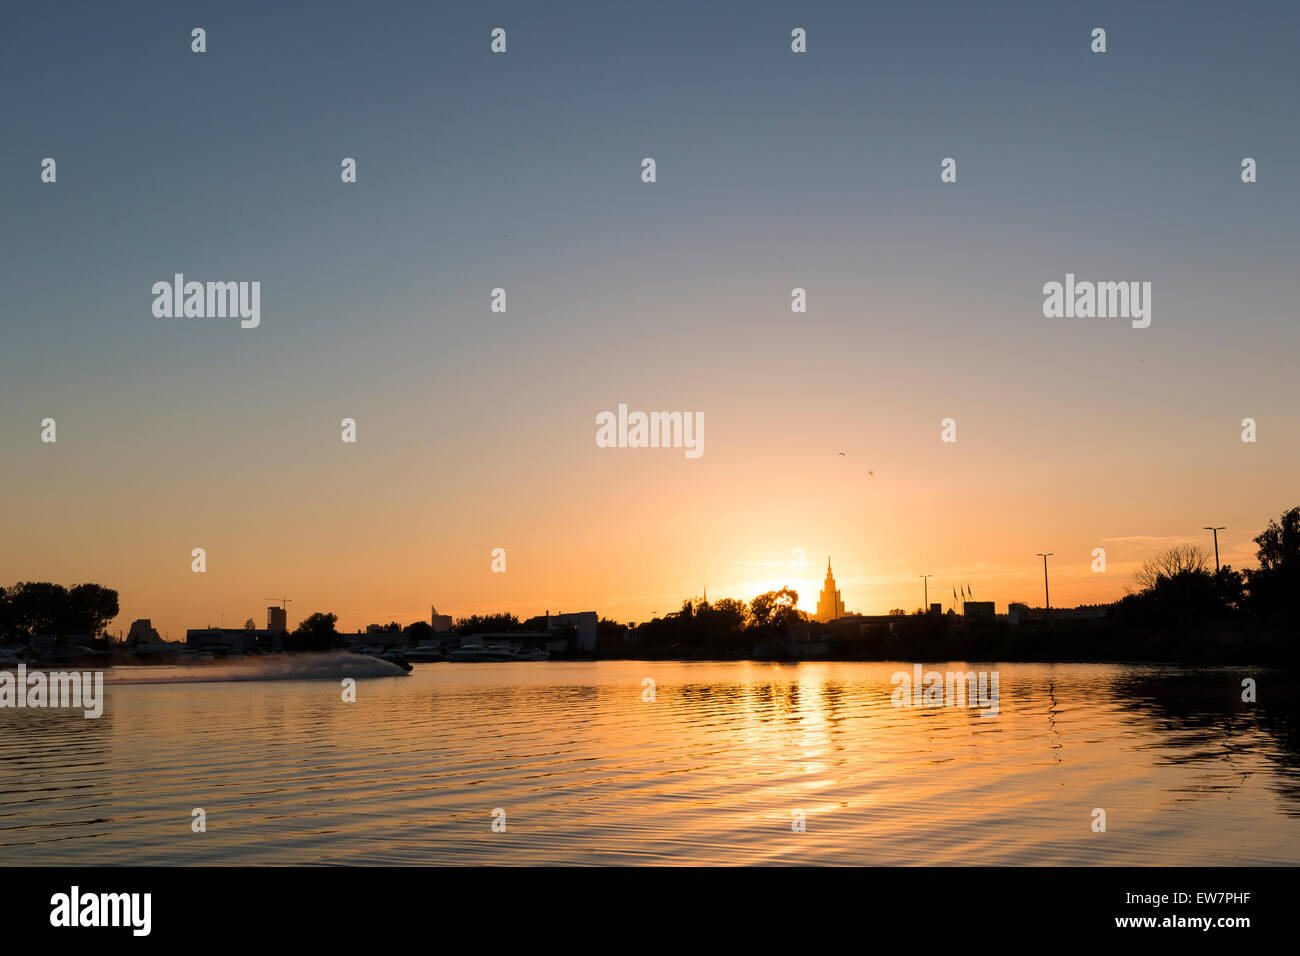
[867,470,874,477]
[838,452,846,456]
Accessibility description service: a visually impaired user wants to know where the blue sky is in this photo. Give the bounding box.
[2,1,1297,635]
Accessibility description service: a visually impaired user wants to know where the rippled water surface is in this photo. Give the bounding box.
[2,659,1298,865]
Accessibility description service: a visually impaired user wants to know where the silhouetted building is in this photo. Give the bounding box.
[430,605,453,633]
[125,618,164,645]
[267,606,287,631]
[187,627,283,654]
[124,620,185,656]
[1007,602,1112,625]
[522,611,598,652]
[963,601,996,619]
[835,613,910,634]
[343,630,407,650]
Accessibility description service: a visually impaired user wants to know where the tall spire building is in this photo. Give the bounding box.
[815,557,846,622]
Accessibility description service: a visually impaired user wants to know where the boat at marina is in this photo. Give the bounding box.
[448,642,548,662]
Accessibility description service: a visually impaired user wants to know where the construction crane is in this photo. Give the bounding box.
[266,597,293,609]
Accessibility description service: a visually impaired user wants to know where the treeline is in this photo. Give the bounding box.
[282,612,436,652]
[282,610,547,651]
[0,582,119,643]
[1112,506,1300,632]
[633,588,806,651]
[621,507,1300,662]
[8,507,1294,663]
[285,610,623,651]
[452,613,521,636]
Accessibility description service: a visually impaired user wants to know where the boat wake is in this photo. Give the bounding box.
[104,651,409,685]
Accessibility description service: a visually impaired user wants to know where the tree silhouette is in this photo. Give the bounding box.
[1246,506,1300,622]
[287,612,341,651]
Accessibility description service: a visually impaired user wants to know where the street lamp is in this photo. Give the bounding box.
[1203,526,1225,572]
[1035,553,1054,614]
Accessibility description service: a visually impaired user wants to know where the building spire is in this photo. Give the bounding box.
[816,556,845,622]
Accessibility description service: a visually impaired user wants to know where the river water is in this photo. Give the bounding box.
[1,659,1296,865]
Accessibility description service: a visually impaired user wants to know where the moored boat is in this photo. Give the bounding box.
[447,642,548,662]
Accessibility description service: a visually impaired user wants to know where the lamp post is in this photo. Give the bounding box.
[1035,553,1054,614]
[1203,526,1225,572]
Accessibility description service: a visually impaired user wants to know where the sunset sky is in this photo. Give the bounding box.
[2,1,1297,639]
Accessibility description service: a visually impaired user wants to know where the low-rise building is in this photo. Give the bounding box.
[342,630,407,651]
[523,611,598,653]
[125,619,187,656]
[1007,603,1112,625]
[186,627,283,654]
[834,613,911,634]
[125,619,165,645]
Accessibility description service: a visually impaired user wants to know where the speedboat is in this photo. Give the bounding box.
[378,649,413,671]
